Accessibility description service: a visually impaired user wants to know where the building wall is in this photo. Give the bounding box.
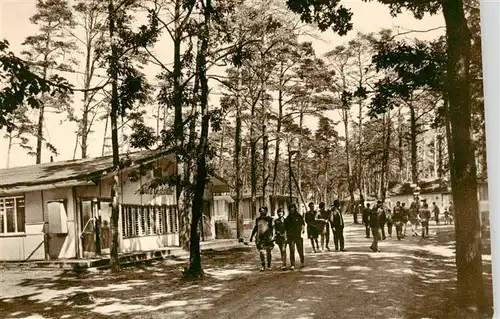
[0,187,77,261]
[121,233,178,252]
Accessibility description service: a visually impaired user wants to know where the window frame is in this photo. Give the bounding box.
[0,195,26,236]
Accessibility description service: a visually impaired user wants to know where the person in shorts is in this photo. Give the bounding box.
[250,206,275,271]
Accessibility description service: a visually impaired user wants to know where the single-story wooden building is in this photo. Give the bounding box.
[0,149,229,261]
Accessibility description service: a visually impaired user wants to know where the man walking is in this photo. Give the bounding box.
[370,200,383,252]
[317,202,331,252]
[392,201,404,240]
[274,207,287,270]
[249,206,275,271]
[419,203,431,238]
[331,200,345,251]
[432,202,440,225]
[401,202,409,237]
[363,203,371,238]
[284,203,305,270]
[305,202,320,253]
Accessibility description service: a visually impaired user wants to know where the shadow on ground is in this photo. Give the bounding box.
[0,224,493,319]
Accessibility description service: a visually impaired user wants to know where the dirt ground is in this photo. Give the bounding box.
[0,222,493,319]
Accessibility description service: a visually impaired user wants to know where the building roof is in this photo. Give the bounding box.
[0,149,170,190]
[0,149,229,194]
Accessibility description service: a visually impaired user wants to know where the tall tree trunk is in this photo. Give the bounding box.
[380,111,391,202]
[250,95,257,219]
[234,70,244,240]
[80,38,93,159]
[35,103,45,164]
[343,108,355,216]
[398,106,404,181]
[442,0,487,309]
[357,99,364,195]
[102,112,109,156]
[409,100,419,185]
[261,85,269,211]
[271,74,283,202]
[6,132,13,168]
[297,111,303,201]
[185,5,211,277]
[172,0,189,250]
[108,0,121,272]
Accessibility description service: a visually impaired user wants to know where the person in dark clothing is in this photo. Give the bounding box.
[432,202,440,225]
[401,202,409,237]
[419,203,431,238]
[317,202,331,252]
[370,200,383,252]
[284,203,305,270]
[362,203,371,238]
[250,206,275,271]
[379,205,387,240]
[331,199,345,251]
[392,201,404,240]
[305,202,320,253]
[274,207,287,270]
[444,207,450,225]
[386,207,393,238]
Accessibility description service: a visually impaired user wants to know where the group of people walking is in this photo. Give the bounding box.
[249,200,346,271]
[361,199,454,252]
[249,197,454,270]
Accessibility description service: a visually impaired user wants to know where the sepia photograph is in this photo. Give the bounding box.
[0,0,497,318]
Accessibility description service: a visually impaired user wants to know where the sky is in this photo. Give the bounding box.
[0,0,445,169]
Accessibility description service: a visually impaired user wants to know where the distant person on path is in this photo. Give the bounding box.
[401,202,409,237]
[379,204,387,240]
[448,201,454,224]
[392,201,404,240]
[370,200,383,252]
[284,203,305,270]
[250,206,275,271]
[432,202,440,225]
[419,203,431,239]
[386,207,393,238]
[363,203,371,238]
[305,202,320,253]
[444,207,450,225]
[274,207,287,270]
[409,201,419,236]
[331,200,345,251]
[317,202,331,252]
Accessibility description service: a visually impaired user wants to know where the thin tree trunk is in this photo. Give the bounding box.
[380,111,391,202]
[6,132,13,168]
[250,95,257,219]
[398,106,404,181]
[234,69,244,240]
[102,112,109,156]
[409,100,419,185]
[271,75,283,202]
[442,0,487,310]
[185,2,211,278]
[108,0,121,272]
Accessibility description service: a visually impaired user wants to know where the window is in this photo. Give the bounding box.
[0,196,25,234]
[121,204,177,238]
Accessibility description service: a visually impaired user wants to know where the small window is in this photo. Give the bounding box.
[0,196,26,234]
